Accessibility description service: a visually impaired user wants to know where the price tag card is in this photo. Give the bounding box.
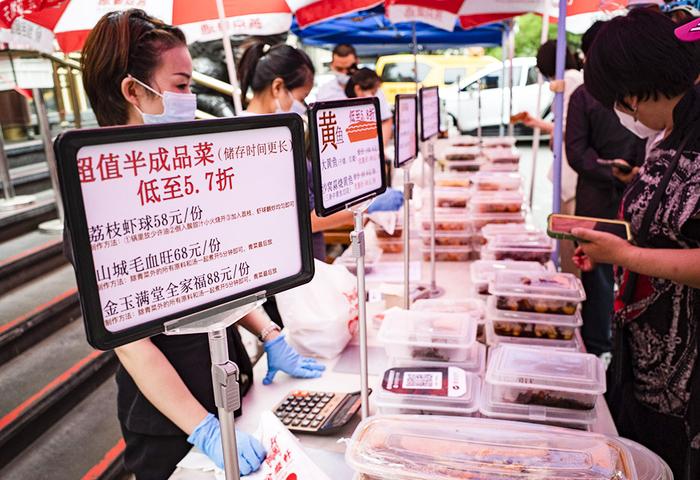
[55,114,314,349]
[394,94,418,168]
[308,97,387,217]
[420,86,440,141]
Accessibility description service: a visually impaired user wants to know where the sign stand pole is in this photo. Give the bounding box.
[164,293,267,480]
[0,117,35,210]
[402,167,413,309]
[349,201,371,419]
[427,140,444,298]
[34,88,64,233]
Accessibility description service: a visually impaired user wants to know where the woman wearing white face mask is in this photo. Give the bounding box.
[79,11,326,478]
[572,9,700,478]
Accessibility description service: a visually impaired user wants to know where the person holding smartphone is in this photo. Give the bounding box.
[564,21,646,362]
[571,10,700,478]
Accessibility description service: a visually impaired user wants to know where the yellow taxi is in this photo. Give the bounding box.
[376,54,499,105]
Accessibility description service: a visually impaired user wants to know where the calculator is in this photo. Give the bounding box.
[272,390,366,435]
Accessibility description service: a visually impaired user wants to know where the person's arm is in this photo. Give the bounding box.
[311,210,353,233]
[237,308,280,340]
[565,90,614,183]
[382,118,393,147]
[571,228,700,289]
[115,339,208,435]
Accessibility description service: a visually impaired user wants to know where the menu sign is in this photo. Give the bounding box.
[394,94,418,168]
[55,115,314,349]
[308,97,387,217]
[420,86,440,141]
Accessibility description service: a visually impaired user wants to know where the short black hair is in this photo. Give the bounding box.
[581,20,605,56]
[584,8,700,108]
[536,39,581,78]
[332,44,356,58]
[345,68,381,98]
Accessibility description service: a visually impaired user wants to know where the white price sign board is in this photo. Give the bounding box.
[420,86,440,141]
[308,97,387,217]
[55,115,314,349]
[394,94,418,168]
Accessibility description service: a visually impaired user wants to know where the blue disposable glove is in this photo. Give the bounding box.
[368,187,404,213]
[187,413,266,476]
[263,334,326,385]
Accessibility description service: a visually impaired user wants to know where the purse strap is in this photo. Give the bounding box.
[621,129,694,304]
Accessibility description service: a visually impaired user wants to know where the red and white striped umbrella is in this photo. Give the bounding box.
[0,0,62,28]
[287,0,382,28]
[23,0,292,52]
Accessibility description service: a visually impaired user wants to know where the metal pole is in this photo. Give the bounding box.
[403,167,412,309]
[428,140,437,291]
[507,20,515,138]
[529,5,551,208]
[351,209,370,419]
[66,68,82,129]
[477,78,482,142]
[456,74,462,134]
[499,25,507,137]
[0,116,36,210]
[216,0,244,115]
[34,88,64,232]
[208,328,241,480]
[551,0,568,266]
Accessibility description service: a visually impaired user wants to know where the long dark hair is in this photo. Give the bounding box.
[345,68,381,98]
[82,9,186,126]
[536,39,581,78]
[238,42,314,107]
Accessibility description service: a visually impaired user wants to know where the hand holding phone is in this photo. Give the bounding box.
[547,214,633,242]
[596,158,633,174]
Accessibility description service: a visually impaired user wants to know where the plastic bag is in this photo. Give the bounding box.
[275,260,358,359]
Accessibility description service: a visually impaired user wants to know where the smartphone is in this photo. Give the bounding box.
[381,366,467,398]
[596,159,633,174]
[547,214,633,242]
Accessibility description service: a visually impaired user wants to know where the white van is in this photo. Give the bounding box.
[441,57,554,135]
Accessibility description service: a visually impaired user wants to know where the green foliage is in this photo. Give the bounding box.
[485,13,582,59]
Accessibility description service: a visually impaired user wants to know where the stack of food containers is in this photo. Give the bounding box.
[470,259,547,296]
[482,232,555,264]
[480,345,606,429]
[347,415,645,479]
[472,171,521,192]
[412,298,487,355]
[375,212,403,254]
[420,209,475,261]
[481,146,521,172]
[376,308,481,416]
[441,145,485,173]
[486,270,586,351]
[470,190,526,230]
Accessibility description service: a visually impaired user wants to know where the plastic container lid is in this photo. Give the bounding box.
[346,415,637,480]
[486,345,606,395]
[389,343,487,374]
[471,190,524,207]
[482,136,517,147]
[412,298,485,323]
[420,244,473,254]
[471,260,546,291]
[483,146,521,163]
[486,295,582,326]
[487,232,554,250]
[378,309,477,350]
[489,271,586,303]
[471,211,526,228]
[420,211,472,232]
[479,382,597,427]
[377,367,481,415]
[443,145,481,160]
[481,222,538,238]
[485,319,586,352]
[435,172,473,188]
[473,171,522,191]
[620,438,673,480]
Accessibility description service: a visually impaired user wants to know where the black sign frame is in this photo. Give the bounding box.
[394,93,419,168]
[419,85,441,141]
[55,114,315,350]
[307,97,387,217]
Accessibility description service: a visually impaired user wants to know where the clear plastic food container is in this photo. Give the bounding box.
[490,271,586,315]
[412,298,486,341]
[421,244,473,262]
[483,146,521,164]
[334,246,382,274]
[377,308,477,362]
[621,438,673,480]
[435,172,472,188]
[470,191,524,214]
[485,345,606,411]
[389,343,487,375]
[420,230,473,247]
[473,171,522,191]
[481,222,538,239]
[444,159,483,173]
[482,136,517,148]
[346,415,637,480]
[377,238,404,254]
[443,145,481,161]
[486,295,582,341]
[450,135,479,147]
[482,233,555,264]
[479,381,597,429]
[471,211,526,229]
[376,366,481,416]
[470,260,546,295]
[421,211,472,232]
[486,322,586,351]
[435,188,470,208]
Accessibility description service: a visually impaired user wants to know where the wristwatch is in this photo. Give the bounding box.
[258,323,281,342]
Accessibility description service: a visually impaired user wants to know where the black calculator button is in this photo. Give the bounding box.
[285,406,293,412]
[302,407,311,413]
[299,401,308,407]
[288,412,297,419]
[293,407,302,413]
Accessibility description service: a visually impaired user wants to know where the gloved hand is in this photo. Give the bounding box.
[187,413,266,476]
[367,187,404,213]
[263,334,326,385]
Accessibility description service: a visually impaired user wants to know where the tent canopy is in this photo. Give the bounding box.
[291,6,503,55]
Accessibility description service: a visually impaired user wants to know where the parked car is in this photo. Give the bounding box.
[442,57,554,136]
[376,54,499,105]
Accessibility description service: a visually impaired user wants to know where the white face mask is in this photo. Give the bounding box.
[332,70,350,86]
[129,75,196,124]
[614,107,661,139]
[275,90,307,117]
